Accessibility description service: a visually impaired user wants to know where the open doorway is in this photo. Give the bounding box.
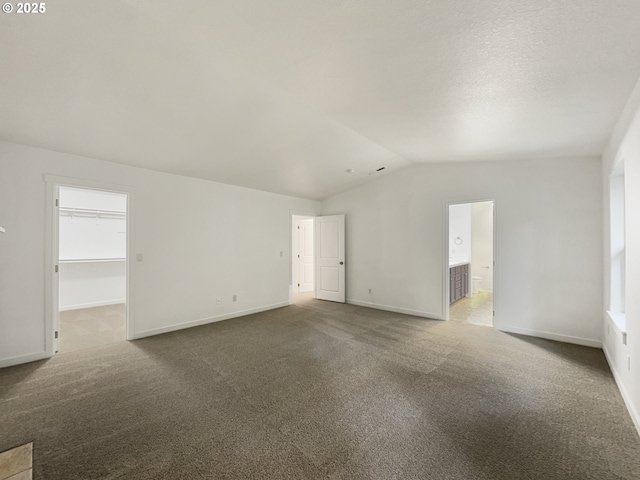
[292,215,314,304]
[290,213,346,306]
[56,186,128,353]
[446,200,495,326]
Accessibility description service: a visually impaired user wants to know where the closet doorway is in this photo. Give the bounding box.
[56,186,128,354]
[290,213,346,305]
[292,215,315,304]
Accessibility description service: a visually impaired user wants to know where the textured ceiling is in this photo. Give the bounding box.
[1,1,640,200]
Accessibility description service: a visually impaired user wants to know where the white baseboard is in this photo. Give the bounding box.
[0,350,50,369]
[59,299,125,311]
[603,344,640,437]
[133,301,290,339]
[496,324,602,348]
[346,299,444,320]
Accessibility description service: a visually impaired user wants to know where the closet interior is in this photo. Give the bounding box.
[58,187,127,354]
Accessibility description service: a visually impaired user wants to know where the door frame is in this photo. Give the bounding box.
[45,175,135,357]
[291,213,315,296]
[443,197,498,323]
[289,210,317,304]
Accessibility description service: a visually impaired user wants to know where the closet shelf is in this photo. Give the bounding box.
[59,258,126,264]
[59,207,126,218]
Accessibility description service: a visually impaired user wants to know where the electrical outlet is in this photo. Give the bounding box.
[233,295,237,302]
[136,253,143,262]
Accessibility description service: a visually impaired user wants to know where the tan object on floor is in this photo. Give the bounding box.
[0,443,32,480]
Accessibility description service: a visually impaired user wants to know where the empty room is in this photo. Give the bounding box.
[1,1,640,479]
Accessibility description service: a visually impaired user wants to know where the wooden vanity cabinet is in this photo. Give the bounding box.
[449,263,469,304]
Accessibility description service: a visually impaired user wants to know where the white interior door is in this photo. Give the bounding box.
[315,214,345,303]
[299,219,314,292]
[293,219,301,293]
[53,186,60,354]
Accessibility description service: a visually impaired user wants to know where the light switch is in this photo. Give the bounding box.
[136,253,143,262]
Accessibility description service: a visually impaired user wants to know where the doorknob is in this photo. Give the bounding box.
[339,261,344,265]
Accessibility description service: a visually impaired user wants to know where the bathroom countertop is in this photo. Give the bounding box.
[449,259,470,268]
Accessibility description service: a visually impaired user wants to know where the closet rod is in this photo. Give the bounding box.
[59,207,126,216]
[59,258,126,264]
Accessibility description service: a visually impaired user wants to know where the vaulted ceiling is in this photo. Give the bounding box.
[2,1,640,199]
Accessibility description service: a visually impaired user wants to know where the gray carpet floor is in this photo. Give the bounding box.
[1,295,639,479]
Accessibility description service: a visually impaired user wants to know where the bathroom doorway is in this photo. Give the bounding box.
[445,200,495,326]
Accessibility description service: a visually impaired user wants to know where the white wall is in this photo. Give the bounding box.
[471,202,494,292]
[321,157,603,346]
[602,77,640,434]
[60,187,127,213]
[0,141,320,367]
[59,261,126,310]
[448,203,471,263]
